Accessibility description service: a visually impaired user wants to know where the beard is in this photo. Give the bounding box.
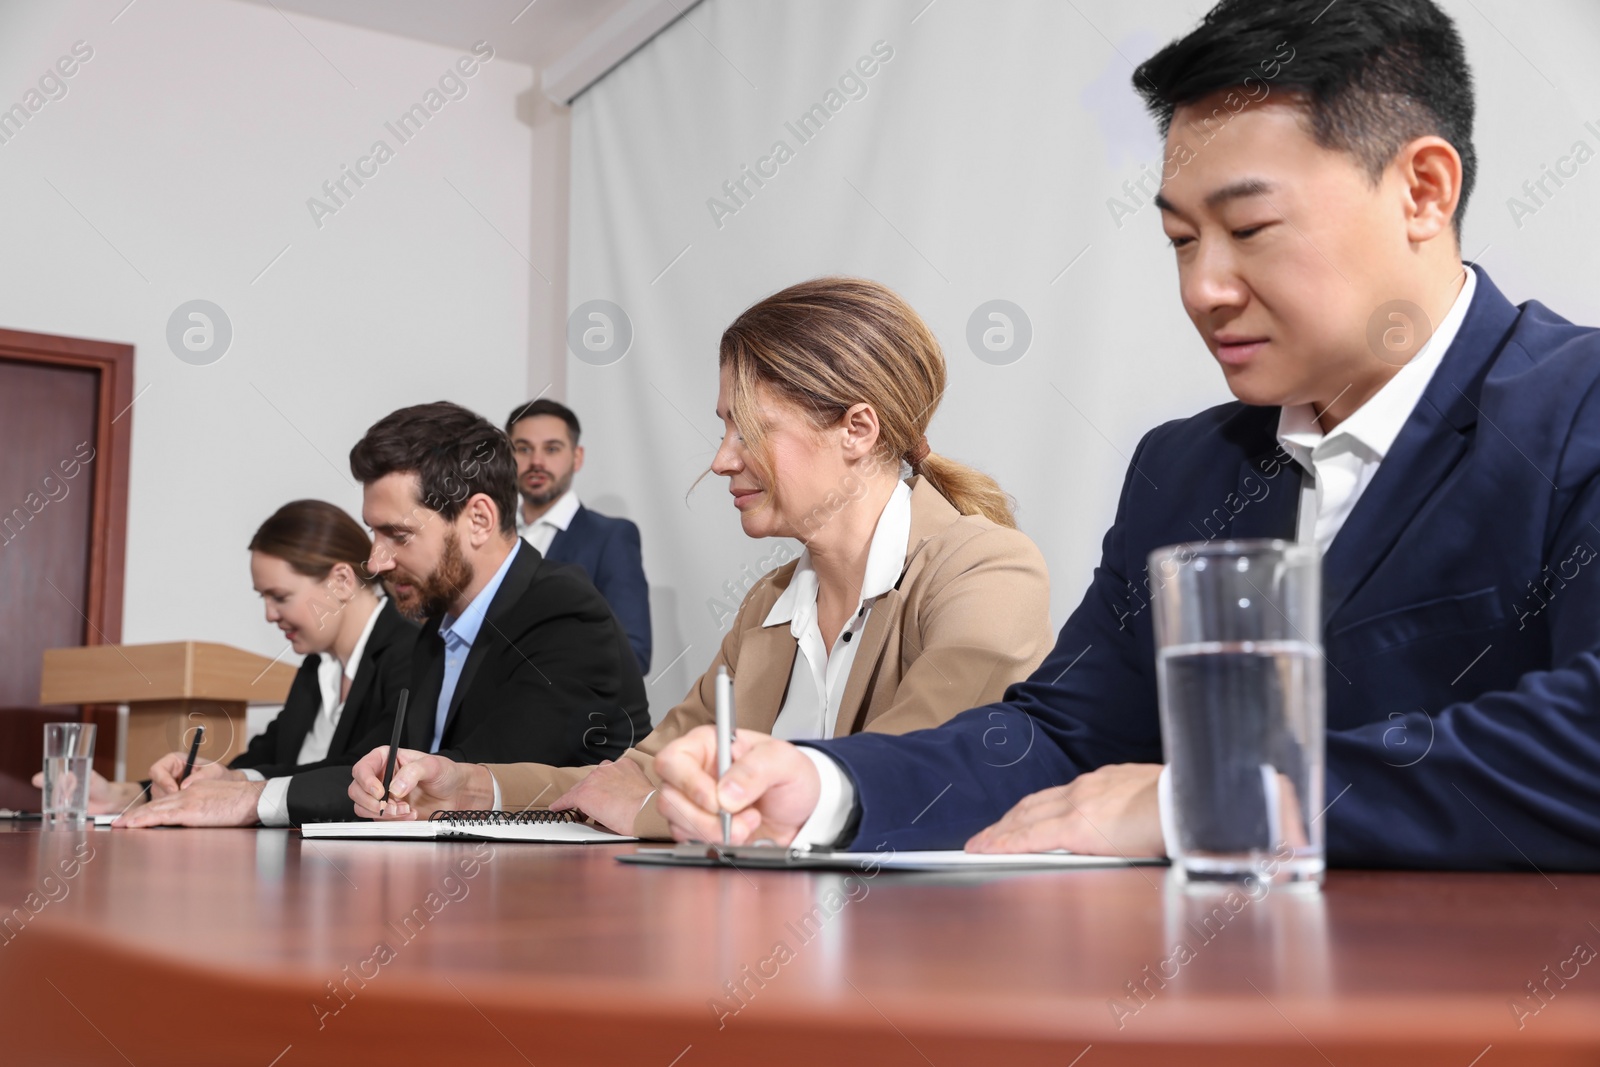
[518,467,574,511]
[386,529,475,621]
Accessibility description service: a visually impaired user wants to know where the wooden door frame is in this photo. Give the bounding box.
[1,328,133,786]
[0,327,133,650]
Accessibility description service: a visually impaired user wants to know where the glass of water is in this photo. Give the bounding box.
[42,722,97,828]
[1148,539,1323,889]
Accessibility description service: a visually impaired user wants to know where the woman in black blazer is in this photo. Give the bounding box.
[107,501,418,826]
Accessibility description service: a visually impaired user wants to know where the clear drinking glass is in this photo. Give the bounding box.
[42,722,97,828]
[1148,539,1324,889]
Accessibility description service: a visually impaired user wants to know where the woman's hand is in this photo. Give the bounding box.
[148,752,238,798]
[31,769,145,815]
[550,758,654,835]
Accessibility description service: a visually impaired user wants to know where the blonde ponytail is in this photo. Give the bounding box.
[721,276,1017,527]
[912,450,1016,528]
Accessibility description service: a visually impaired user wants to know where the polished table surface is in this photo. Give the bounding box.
[1,823,1597,1066]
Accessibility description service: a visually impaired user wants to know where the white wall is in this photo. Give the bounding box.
[567,0,1600,707]
[0,0,545,685]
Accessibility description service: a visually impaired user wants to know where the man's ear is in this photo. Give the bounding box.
[460,493,500,548]
[572,444,585,474]
[1397,136,1463,246]
[840,402,881,460]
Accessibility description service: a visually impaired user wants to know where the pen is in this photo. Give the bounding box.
[715,666,732,844]
[177,725,204,785]
[381,688,410,812]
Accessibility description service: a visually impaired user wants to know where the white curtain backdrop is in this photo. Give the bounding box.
[567,0,1600,710]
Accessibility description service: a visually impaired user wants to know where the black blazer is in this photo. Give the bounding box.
[408,539,651,768]
[230,599,418,823]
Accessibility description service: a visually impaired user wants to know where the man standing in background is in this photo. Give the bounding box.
[507,399,652,673]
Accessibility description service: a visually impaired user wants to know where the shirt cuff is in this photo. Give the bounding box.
[487,767,502,812]
[238,768,266,783]
[790,747,857,850]
[257,776,292,827]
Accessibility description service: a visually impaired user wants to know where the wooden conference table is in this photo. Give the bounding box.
[0,823,1596,1066]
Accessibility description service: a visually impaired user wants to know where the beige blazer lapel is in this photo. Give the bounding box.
[732,624,798,730]
[832,478,958,734]
[834,587,903,735]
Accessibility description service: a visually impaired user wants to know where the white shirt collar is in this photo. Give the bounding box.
[763,479,913,630]
[517,488,580,534]
[1277,265,1478,468]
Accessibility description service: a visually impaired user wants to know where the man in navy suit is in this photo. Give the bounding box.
[651,0,1600,870]
[506,399,652,672]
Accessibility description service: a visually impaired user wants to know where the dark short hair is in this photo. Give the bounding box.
[1133,0,1476,236]
[505,398,581,446]
[349,402,517,536]
[249,499,377,586]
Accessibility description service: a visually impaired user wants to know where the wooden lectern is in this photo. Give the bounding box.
[39,643,299,779]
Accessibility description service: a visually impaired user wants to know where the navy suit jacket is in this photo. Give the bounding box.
[546,504,652,673]
[812,268,1600,870]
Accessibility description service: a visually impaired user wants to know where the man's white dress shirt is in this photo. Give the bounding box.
[516,488,580,555]
[1277,266,1477,554]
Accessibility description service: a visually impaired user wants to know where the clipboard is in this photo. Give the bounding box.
[617,841,1164,872]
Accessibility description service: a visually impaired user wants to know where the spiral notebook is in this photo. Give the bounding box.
[300,809,635,843]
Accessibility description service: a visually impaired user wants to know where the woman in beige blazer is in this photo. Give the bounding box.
[349,277,1053,837]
